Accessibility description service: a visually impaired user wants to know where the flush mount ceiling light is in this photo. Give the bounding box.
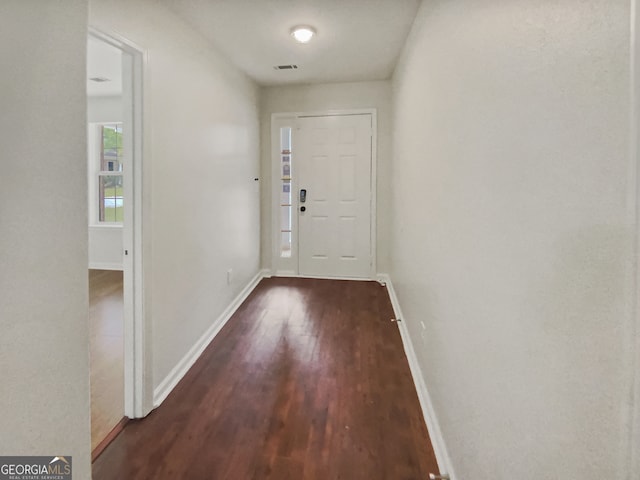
[290,25,316,44]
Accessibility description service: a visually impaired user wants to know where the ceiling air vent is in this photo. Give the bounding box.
[89,77,111,82]
[273,65,298,70]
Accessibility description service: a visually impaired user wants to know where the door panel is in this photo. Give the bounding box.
[297,114,372,278]
[339,155,357,201]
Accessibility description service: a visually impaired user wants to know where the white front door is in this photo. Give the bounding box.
[297,114,373,278]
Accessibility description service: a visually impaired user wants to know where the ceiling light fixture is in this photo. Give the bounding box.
[290,26,316,44]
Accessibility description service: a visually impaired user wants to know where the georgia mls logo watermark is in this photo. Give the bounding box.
[0,456,72,480]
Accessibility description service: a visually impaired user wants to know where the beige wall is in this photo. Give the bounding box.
[391,0,633,478]
[90,0,261,399]
[260,81,392,274]
[0,0,92,477]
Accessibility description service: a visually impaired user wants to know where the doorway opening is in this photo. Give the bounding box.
[87,36,125,456]
[87,30,147,458]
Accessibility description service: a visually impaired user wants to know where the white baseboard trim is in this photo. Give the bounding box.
[271,272,376,281]
[378,273,457,480]
[89,262,123,271]
[153,269,269,407]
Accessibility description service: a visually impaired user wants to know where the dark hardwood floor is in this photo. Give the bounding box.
[93,277,438,479]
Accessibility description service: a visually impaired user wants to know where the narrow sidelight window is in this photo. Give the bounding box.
[280,127,292,257]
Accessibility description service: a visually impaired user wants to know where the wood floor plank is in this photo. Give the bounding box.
[89,269,124,453]
[93,277,438,479]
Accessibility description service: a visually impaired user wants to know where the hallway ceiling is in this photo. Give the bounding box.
[157,0,421,86]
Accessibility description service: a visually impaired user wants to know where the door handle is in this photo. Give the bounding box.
[300,206,306,212]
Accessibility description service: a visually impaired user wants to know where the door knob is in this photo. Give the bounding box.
[300,206,306,212]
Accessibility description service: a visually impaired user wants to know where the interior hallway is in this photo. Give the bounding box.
[89,269,124,453]
[93,277,438,479]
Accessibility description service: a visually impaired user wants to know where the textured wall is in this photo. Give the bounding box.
[0,1,92,477]
[391,1,633,478]
[90,0,261,395]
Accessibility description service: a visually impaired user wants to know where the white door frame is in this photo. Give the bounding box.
[270,109,377,279]
[88,28,151,419]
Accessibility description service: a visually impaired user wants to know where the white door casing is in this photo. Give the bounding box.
[89,28,150,418]
[297,114,373,278]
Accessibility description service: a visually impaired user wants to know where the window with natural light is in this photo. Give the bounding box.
[280,127,292,257]
[98,124,123,223]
